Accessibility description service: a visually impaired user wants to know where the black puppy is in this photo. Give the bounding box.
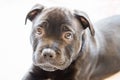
[23,4,120,80]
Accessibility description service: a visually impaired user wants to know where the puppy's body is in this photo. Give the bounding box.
[91,16,120,79]
[23,4,120,80]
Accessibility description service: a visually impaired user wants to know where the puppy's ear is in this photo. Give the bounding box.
[74,10,95,36]
[25,4,44,24]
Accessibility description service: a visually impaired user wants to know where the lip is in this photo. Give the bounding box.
[33,56,72,71]
[39,63,58,71]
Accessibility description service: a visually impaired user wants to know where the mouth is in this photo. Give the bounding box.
[33,58,72,72]
[38,63,58,71]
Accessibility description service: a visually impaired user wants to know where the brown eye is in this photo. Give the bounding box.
[37,28,42,34]
[64,32,73,39]
[35,27,44,36]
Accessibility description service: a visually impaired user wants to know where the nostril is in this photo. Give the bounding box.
[43,52,54,59]
[43,53,54,59]
[41,48,56,59]
[49,55,53,58]
[44,54,47,57]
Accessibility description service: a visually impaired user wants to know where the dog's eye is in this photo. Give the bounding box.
[35,27,44,36]
[64,32,73,39]
[37,28,42,34]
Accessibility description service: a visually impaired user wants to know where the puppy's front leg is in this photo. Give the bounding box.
[22,72,35,80]
[22,65,47,80]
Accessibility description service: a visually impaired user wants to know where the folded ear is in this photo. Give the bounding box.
[25,4,44,24]
[74,10,95,36]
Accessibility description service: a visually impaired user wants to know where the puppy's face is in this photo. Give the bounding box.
[26,4,94,72]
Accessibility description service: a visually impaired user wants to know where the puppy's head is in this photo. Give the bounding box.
[25,4,95,72]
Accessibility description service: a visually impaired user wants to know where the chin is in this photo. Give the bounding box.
[33,60,72,72]
[39,63,58,72]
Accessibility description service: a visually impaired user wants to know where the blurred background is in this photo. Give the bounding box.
[0,0,120,80]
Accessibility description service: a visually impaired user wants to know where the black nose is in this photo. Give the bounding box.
[41,48,56,59]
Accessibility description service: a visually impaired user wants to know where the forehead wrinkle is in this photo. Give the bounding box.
[34,7,74,27]
[43,8,72,36]
[46,7,73,23]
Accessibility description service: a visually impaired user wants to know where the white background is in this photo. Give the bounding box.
[0,0,120,80]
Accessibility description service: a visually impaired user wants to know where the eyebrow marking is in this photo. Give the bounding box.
[61,24,75,34]
[34,19,49,28]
